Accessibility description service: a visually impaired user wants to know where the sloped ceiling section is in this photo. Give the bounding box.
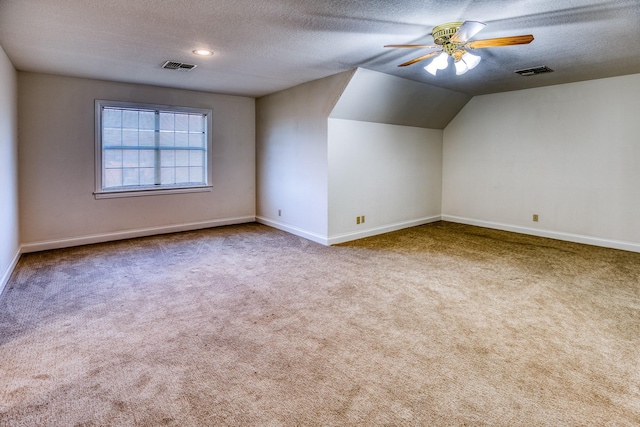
[330,68,471,129]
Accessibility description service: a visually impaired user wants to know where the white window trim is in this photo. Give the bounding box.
[94,99,213,199]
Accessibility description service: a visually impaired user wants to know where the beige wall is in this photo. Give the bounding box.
[256,70,353,243]
[257,68,458,245]
[0,45,19,291]
[19,72,255,251]
[328,119,442,244]
[10,66,640,263]
[443,73,640,252]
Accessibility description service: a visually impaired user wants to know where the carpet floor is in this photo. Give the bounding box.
[1,221,639,426]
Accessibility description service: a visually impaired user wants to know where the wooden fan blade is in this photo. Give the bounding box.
[467,34,534,49]
[384,44,438,49]
[399,51,441,67]
[450,21,486,44]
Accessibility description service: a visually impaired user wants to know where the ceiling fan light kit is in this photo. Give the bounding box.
[462,51,481,69]
[454,58,469,75]
[425,51,449,75]
[385,20,534,76]
[454,51,482,75]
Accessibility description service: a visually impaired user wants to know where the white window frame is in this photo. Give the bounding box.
[94,100,213,199]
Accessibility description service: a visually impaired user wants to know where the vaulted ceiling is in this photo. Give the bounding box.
[1,0,639,98]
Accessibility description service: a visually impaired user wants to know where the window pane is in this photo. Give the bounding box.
[122,110,138,129]
[123,150,139,168]
[189,133,204,148]
[104,168,122,188]
[139,130,154,146]
[175,132,188,147]
[139,150,155,168]
[161,151,175,167]
[98,101,210,194]
[175,150,189,167]
[139,168,155,185]
[174,114,189,131]
[103,128,122,146]
[175,167,189,183]
[190,167,203,182]
[139,111,155,130]
[159,131,174,147]
[104,149,123,168]
[160,167,175,185]
[122,129,138,146]
[159,113,174,131]
[189,150,204,167]
[189,114,204,132]
[103,109,122,128]
[123,168,139,186]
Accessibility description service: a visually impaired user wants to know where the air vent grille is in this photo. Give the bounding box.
[162,61,198,71]
[515,66,554,76]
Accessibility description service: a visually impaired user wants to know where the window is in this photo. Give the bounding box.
[95,100,212,198]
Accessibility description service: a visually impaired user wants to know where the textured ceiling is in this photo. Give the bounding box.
[1,0,639,98]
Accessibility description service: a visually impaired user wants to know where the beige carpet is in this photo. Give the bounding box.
[1,221,639,426]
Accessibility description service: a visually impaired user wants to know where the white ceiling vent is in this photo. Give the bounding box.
[515,66,554,76]
[162,61,198,71]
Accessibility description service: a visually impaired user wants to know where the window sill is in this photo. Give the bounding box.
[94,185,213,199]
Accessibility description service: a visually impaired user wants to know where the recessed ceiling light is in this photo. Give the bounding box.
[192,49,214,56]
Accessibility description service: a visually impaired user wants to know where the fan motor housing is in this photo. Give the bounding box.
[432,22,463,45]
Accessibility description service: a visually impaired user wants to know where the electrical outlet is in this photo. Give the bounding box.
[278,209,281,217]
[362,215,365,223]
[356,216,361,224]
[533,214,539,222]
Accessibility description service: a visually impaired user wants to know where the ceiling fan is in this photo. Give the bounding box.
[385,21,534,75]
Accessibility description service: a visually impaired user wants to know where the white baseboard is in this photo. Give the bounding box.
[0,247,22,296]
[20,216,256,253]
[442,215,640,253]
[257,215,443,246]
[255,217,329,245]
[327,216,442,245]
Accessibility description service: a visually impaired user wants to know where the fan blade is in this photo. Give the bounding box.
[467,34,534,49]
[384,44,438,49]
[398,51,441,67]
[450,21,486,44]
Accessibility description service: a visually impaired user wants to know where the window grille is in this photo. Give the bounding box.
[95,100,212,198]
